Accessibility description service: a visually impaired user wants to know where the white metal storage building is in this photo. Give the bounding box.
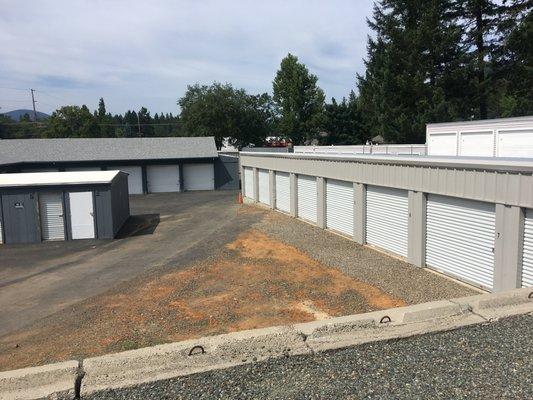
[427,116,533,157]
[0,137,238,194]
[240,151,533,292]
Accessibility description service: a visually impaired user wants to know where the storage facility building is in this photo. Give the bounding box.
[240,151,533,292]
[0,170,129,244]
[427,116,533,157]
[0,137,239,194]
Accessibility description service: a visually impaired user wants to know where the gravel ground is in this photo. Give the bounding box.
[86,314,533,400]
[254,209,477,304]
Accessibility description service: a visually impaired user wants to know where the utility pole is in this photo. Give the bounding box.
[136,111,142,137]
[30,89,37,121]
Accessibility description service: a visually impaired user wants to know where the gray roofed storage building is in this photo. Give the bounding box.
[0,137,218,165]
[0,137,238,194]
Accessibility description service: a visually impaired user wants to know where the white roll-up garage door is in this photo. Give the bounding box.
[117,166,143,194]
[521,209,533,287]
[275,172,290,213]
[426,195,495,290]
[183,163,214,191]
[258,169,270,205]
[243,167,254,199]
[366,186,408,257]
[297,175,317,223]
[326,179,353,236]
[147,165,180,193]
[39,192,65,241]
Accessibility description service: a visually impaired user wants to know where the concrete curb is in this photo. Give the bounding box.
[1,287,531,399]
[0,360,78,400]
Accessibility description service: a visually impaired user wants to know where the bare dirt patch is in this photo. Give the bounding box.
[0,229,405,371]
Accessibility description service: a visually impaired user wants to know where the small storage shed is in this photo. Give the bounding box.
[0,170,129,244]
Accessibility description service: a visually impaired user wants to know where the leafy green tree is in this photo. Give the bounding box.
[178,82,273,148]
[272,53,325,144]
[44,105,99,138]
[323,92,366,145]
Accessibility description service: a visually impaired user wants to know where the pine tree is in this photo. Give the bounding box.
[272,53,325,144]
[358,0,474,143]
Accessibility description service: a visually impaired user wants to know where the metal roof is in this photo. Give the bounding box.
[0,137,218,166]
[426,115,533,128]
[0,170,121,188]
[239,151,533,173]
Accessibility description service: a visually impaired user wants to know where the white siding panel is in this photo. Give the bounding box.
[426,195,495,290]
[297,175,317,223]
[459,131,494,156]
[366,186,408,257]
[326,179,354,236]
[258,169,270,205]
[497,129,533,157]
[275,172,290,213]
[243,167,254,199]
[522,209,533,287]
[183,163,214,191]
[428,132,457,156]
[39,192,65,241]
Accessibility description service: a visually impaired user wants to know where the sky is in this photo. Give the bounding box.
[0,0,375,116]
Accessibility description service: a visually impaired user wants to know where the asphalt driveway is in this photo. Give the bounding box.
[0,191,241,336]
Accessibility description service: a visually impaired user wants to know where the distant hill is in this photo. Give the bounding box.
[3,109,50,121]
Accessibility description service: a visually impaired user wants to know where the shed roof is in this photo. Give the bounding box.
[0,137,218,166]
[0,170,121,188]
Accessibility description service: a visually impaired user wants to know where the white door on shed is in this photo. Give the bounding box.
[297,175,317,223]
[39,192,65,241]
[497,129,533,157]
[366,186,408,257]
[147,165,180,193]
[69,191,95,239]
[428,133,457,156]
[243,167,254,199]
[183,163,214,191]
[521,209,533,287]
[326,179,354,236]
[117,166,143,194]
[258,169,270,205]
[275,172,290,213]
[426,195,495,290]
[459,131,494,156]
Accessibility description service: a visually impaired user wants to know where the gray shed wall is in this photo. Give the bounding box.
[110,173,130,236]
[0,192,40,244]
[0,175,129,244]
[215,155,240,190]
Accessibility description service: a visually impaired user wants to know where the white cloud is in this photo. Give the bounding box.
[0,0,374,114]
